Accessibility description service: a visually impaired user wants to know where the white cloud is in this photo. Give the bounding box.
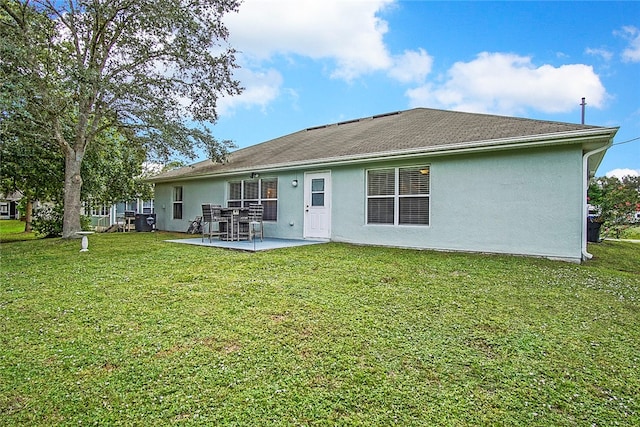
[388,48,434,84]
[217,67,283,115]
[616,26,640,62]
[406,52,607,116]
[221,2,612,118]
[585,47,614,61]
[606,168,640,179]
[225,0,394,80]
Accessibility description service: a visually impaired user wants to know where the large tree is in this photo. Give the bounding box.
[588,175,640,238]
[81,126,153,208]
[1,117,154,232]
[0,0,241,238]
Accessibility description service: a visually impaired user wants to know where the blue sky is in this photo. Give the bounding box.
[203,0,639,177]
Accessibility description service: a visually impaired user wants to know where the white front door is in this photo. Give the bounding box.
[304,172,331,239]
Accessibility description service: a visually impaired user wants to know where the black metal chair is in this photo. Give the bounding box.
[239,204,264,242]
[201,204,229,242]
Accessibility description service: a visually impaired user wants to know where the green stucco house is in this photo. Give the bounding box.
[149,108,618,262]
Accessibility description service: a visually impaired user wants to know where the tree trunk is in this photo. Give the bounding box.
[62,150,84,239]
[24,199,33,232]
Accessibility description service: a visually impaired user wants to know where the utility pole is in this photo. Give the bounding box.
[580,97,587,124]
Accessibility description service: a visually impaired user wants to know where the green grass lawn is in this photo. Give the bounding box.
[0,220,39,243]
[620,226,640,240]
[1,232,638,425]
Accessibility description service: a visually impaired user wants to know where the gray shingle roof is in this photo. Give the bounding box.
[151,107,610,181]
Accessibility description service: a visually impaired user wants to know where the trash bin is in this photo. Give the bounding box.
[135,213,156,232]
[587,220,602,243]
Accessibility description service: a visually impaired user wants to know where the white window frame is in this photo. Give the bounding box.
[142,199,154,214]
[173,186,183,220]
[366,165,430,226]
[90,204,110,217]
[228,178,278,221]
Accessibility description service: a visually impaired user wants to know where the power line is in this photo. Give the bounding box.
[612,136,640,146]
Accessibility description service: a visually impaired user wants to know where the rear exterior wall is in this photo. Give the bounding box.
[330,145,584,261]
[154,144,584,261]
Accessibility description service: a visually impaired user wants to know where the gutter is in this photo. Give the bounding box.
[581,140,613,261]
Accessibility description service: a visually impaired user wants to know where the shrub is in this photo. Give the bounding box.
[31,206,63,237]
[32,205,91,237]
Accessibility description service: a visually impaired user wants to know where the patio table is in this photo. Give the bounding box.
[220,208,249,241]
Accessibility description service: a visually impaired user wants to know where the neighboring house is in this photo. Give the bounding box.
[87,163,158,230]
[0,192,22,220]
[87,199,155,231]
[0,191,155,229]
[149,108,618,262]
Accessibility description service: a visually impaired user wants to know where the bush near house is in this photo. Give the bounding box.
[588,175,640,239]
[30,206,92,238]
[1,233,638,425]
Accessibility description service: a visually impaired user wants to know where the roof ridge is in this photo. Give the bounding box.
[305,110,404,132]
[303,107,599,134]
[409,106,600,129]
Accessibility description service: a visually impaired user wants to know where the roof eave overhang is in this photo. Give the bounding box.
[149,127,619,183]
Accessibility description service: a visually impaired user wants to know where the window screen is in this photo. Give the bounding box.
[367,169,395,196]
[229,182,242,200]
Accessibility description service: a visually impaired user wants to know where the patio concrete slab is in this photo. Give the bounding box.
[165,237,328,252]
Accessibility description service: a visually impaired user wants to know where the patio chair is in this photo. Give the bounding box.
[123,210,135,232]
[201,204,229,242]
[239,204,264,242]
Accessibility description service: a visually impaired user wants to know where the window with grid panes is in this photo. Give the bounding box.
[227,178,278,221]
[260,179,278,221]
[142,200,154,213]
[367,166,430,225]
[90,204,109,216]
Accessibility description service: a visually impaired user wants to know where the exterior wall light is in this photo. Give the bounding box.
[292,179,298,187]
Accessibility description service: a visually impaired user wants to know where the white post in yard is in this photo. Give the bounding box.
[76,231,95,252]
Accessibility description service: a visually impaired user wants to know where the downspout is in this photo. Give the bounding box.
[581,141,612,261]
